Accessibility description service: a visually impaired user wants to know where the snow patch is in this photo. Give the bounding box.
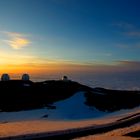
[0,109,48,122]
[46,91,107,120]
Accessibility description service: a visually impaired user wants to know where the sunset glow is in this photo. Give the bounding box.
[0,0,139,79]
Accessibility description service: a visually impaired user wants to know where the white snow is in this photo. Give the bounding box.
[23,83,30,87]
[46,91,107,120]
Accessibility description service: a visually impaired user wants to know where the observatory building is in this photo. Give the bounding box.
[22,74,30,81]
[1,74,10,81]
[62,76,69,81]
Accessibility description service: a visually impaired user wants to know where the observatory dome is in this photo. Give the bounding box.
[22,74,30,81]
[1,74,10,81]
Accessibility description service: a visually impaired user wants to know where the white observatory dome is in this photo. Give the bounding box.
[22,74,30,81]
[1,74,10,81]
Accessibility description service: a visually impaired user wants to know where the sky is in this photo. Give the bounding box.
[0,0,140,77]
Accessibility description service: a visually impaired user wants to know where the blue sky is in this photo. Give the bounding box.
[0,0,140,74]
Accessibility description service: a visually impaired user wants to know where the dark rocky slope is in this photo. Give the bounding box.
[0,80,82,111]
[84,87,140,112]
[0,80,140,112]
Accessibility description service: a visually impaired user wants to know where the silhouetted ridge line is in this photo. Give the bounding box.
[0,77,139,112]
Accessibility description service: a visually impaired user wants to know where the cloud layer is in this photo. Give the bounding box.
[4,32,30,49]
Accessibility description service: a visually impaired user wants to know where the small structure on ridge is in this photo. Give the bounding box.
[62,76,69,81]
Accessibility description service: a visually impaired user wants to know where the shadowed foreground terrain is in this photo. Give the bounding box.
[0,80,140,112]
[0,80,140,139]
[0,110,140,140]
